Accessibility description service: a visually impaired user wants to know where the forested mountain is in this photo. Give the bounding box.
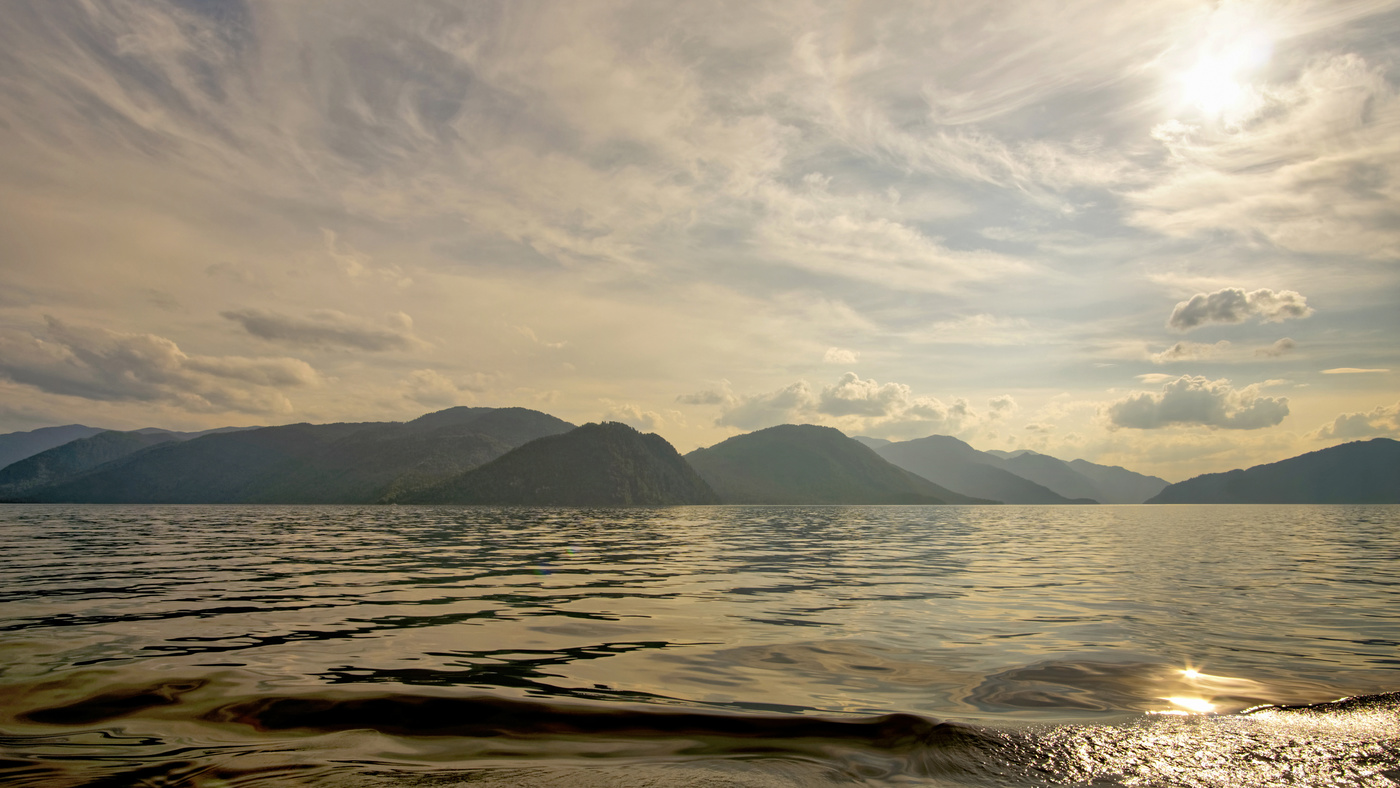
[1146,438,1400,504]
[0,425,109,471]
[0,431,182,499]
[686,424,992,504]
[11,407,574,504]
[396,422,719,505]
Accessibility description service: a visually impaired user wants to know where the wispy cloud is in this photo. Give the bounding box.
[222,309,422,352]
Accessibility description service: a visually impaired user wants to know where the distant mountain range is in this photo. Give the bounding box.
[686,424,990,504]
[0,410,1393,505]
[1146,438,1400,503]
[860,434,1168,504]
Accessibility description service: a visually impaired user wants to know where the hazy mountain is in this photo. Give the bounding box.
[1146,438,1400,504]
[0,425,108,471]
[1067,459,1169,505]
[999,451,1107,502]
[852,436,892,449]
[399,422,719,506]
[0,431,182,500]
[18,407,574,504]
[874,435,1092,504]
[686,424,992,504]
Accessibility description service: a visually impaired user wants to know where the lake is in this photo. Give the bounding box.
[1,504,1397,786]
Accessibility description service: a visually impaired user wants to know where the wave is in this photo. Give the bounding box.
[6,679,1399,787]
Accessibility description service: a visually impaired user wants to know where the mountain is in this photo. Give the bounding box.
[398,422,719,505]
[1146,438,1400,504]
[685,424,992,504]
[999,451,1108,502]
[0,425,109,471]
[16,407,575,504]
[1067,459,1169,505]
[874,435,1092,504]
[0,431,182,500]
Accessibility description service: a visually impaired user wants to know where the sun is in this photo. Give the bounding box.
[1173,27,1273,122]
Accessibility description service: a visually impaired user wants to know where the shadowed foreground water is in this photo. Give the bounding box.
[0,504,1397,786]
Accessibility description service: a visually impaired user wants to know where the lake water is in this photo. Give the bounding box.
[0,504,1397,786]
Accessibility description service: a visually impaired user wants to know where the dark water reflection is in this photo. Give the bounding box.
[1,504,1397,786]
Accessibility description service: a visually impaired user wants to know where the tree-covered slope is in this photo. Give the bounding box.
[399,422,719,505]
[20,407,576,504]
[686,424,993,504]
[1146,438,1400,504]
[0,431,181,500]
[0,425,109,471]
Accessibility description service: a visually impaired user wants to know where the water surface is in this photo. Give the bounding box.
[1,505,1397,786]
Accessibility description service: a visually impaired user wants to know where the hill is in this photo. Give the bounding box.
[397,422,719,505]
[17,407,574,504]
[1146,438,1400,504]
[875,435,1093,504]
[685,424,992,504]
[0,431,182,500]
[0,425,109,471]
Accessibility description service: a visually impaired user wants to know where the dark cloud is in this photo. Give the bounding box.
[1167,288,1313,331]
[1107,375,1289,430]
[222,309,419,351]
[0,317,315,414]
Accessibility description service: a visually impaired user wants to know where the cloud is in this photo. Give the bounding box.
[988,395,1017,414]
[1107,375,1289,430]
[223,309,421,352]
[1256,338,1296,357]
[822,347,859,364]
[1131,54,1400,259]
[1310,402,1400,440]
[698,372,983,438]
[0,317,315,414]
[1321,367,1390,374]
[1151,340,1231,364]
[601,401,679,432]
[1167,288,1313,331]
[400,369,483,408]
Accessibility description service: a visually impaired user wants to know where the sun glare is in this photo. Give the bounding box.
[1174,25,1273,121]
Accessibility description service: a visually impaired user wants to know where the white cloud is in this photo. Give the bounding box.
[699,372,985,439]
[601,401,679,432]
[1167,288,1313,331]
[0,317,315,414]
[822,347,859,364]
[1310,402,1400,440]
[1132,54,1400,259]
[1321,367,1390,374]
[1107,375,1289,430]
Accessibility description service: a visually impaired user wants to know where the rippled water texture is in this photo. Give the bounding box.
[1,504,1397,786]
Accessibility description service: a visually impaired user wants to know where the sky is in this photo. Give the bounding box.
[0,0,1397,481]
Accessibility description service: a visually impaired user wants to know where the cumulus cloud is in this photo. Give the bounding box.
[1310,402,1400,440]
[1256,338,1296,357]
[1107,375,1289,430]
[0,317,315,414]
[1151,340,1231,363]
[601,401,679,432]
[694,372,984,438]
[822,347,859,364]
[223,309,421,352]
[1167,288,1313,331]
